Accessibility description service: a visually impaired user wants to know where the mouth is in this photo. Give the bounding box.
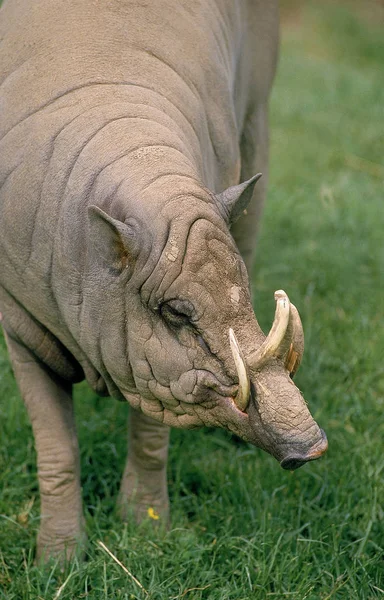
[280,429,328,471]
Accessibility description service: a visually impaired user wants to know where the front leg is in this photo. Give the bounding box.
[4,333,84,562]
[118,408,170,524]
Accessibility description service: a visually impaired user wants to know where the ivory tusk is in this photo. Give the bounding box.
[285,302,304,377]
[229,328,250,412]
[248,289,290,370]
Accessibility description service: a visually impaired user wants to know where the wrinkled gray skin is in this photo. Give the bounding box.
[0,0,327,561]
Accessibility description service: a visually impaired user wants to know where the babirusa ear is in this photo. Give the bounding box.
[216,173,262,224]
[88,205,139,275]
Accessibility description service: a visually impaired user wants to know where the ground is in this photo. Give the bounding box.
[0,2,383,598]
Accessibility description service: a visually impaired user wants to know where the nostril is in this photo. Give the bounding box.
[280,456,307,470]
[280,429,328,471]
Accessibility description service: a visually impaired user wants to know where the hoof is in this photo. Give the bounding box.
[36,529,87,565]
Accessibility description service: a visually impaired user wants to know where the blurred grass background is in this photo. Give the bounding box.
[0,1,383,598]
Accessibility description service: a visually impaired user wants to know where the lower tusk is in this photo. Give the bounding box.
[229,328,250,412]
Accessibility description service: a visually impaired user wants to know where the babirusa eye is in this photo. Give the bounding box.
[160,300,193,328]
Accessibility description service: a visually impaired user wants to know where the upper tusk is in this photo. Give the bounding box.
[248,290,290,370]
[285,302,304,377]
[229,328,250,412]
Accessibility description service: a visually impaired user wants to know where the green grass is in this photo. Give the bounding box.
[1,3,384,598]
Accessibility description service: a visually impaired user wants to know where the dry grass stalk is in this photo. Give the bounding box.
[97,540,149,596]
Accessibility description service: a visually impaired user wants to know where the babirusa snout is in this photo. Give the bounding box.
[229,328,250,412]
[280,429,328,470]
[226,291,326,468]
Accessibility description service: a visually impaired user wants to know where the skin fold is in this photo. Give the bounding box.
[0,0,327,561]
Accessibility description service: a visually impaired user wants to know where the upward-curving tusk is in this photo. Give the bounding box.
[229,328,250,412]
[248,290,291,370]
[285,302,304,377]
